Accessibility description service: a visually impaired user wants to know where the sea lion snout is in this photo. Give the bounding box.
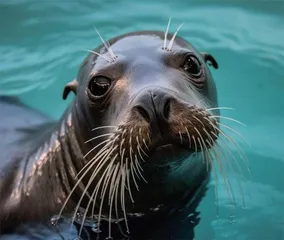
[132,88,173,134]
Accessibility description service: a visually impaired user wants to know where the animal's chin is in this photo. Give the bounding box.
[148,143,192,166]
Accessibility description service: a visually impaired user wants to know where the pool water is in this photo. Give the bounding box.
[0,1,284,239]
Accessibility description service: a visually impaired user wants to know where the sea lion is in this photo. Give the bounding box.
[0,26,221,239]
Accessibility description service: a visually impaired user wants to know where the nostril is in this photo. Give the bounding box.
[135,106,151,123]
[163,99,171,119]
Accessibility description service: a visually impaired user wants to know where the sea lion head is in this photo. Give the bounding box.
[62,29,220,234]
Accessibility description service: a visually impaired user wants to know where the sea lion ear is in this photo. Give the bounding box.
[62,79,78,100]
[201,52,219,69]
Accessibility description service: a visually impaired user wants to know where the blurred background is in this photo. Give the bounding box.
[0,0,283,239]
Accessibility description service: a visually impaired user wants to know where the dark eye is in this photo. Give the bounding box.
[183,55,201,77]
[88,76,111,97]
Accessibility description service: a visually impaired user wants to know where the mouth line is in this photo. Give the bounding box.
[148,140,191,155]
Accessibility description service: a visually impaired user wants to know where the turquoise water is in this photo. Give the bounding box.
[0,1,284,239]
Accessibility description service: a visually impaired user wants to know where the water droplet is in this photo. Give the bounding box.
[50,215,60,225]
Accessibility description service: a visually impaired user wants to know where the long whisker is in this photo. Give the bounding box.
[71,146,116,230]
[107,163,120,239]
[218,123,251,147]
[206,107,234,111]
[168,22,184,51]
[214,140,247,208]
[85,133,113,144]
[97,163,120,237]
[163,17,172,50]
[192,135,198,153]
[184,126,192,149]
[91,155,117,222]
[94,27,116,60]
[209,123,251,177]
[194,127,207,168]
[79,157,116,238]
[56,141,111,224]
[78,140,112,179]
[83,139,111,159]
[204,118,251,176]
[139,128,149,152]
[130,156,139,191]
[120,164,130,234]
[208,115,247,127]
[134,155,147,183]
[208,141,236,207]
[84,49,112,63]
[91,126,117,131]
[205,150,220,216]
[125,157,134,203]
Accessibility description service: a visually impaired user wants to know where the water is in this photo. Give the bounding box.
[0,0,284,239]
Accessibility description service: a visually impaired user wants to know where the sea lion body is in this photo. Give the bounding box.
[0,30,220,239]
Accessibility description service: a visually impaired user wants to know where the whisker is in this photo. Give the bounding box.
[194,127,207,168]
[79,158,116,238]
[107,163,120,239]
[134,155,147,183]
[56,142,111,224]
[205,107,234,112]
[94,27,116,60]
[205,118,251,176]
[85,133,113,144]
[193,115,205,128]
[168,22,184,51]
[208,141,236,207]
[139,128,149,152]
[97,163,120,237]
[136,136,148,159]
[125,157,134,203]
[205,150,220,217]
[218,123,251,147]
[179,131,183,144]
[184,126,192,148]
[163,17,172,50]
[208,115,247,127]
[130,159,139,191]
[84,49,111,63]
[212,125,251,177]
[120,164,130,234]
[130,146,140,190]
[143,139,149,151]
[214,140,247,208]
[71,147,116,230]
[79,140,111,178]
[83,139,110,159]
[91,126,117,131]
[192,135,198,153]
[137,145,147,162]
[120,139,126,157]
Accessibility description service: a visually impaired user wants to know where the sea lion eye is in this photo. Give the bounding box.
[183,55,201,77]
[88,76,111,97]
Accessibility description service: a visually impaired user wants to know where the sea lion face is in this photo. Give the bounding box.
[71,31,220,216]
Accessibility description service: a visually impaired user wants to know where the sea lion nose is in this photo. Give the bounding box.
[134,89,173,129]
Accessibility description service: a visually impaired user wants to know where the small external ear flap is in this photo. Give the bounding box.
[201,52,219,69]
[62,79,78,100]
